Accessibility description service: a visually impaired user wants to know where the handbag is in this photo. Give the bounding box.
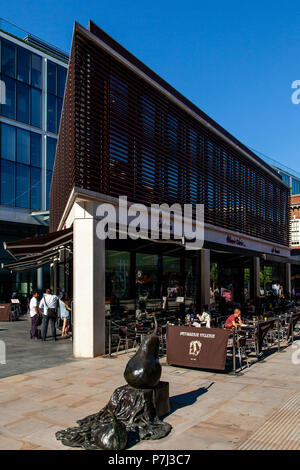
[43,295,57,319]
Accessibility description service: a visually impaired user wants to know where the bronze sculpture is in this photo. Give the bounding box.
[56,317,171,450]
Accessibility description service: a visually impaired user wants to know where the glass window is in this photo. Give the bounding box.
[1,123,15,161]
[57,97,63,129]
[0,75,15,119]
[47,61,57,95]
[31,88,41,127]
[136,253,160,300]
[1,159,15,205]
[17,47,30,83]
[46,169,52,209]
[57,65,67,98]
[162,256,183,298]
[279,172,291,187]
[46,137,57,169]
[105,250,131,301]
[16,163,30,208]
[47,94,57,133]
[30,166,41,210]
[1,40,16,78]
[31,54,42,88]
[17,82,30,123]
[30,132,41,167]
[16,128,30,164]
[292,178,300,195]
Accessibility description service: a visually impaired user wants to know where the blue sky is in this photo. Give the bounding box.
[3,0,300,173]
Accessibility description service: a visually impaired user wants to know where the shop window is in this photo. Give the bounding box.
[162,256,182,299]
[136,253,159,301]
[106,250,131,302]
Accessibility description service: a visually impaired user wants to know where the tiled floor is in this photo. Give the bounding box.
[0,336,300,450]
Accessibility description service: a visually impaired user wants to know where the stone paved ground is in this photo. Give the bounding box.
[0,328,300,450]
[0,317,80,378]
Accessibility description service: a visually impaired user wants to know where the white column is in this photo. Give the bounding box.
[286,263,291,296]
[201,249,210,307]
[37,267,43,291]
[253,257,260,298]
[73,202,105,358]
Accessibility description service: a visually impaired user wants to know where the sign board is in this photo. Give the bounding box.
[167,325,230,370]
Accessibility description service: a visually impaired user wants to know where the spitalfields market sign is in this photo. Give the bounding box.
[95,196,204,250]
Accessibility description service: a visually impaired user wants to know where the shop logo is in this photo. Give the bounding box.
[0,80,6,105]
[0,340,6,365]
[189,340,202,357]
[95,196,204,250]
[226,235,246,247]
[271,247,280,254]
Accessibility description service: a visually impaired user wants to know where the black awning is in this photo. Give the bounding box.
[3,227,73,259]
[2,228,73,272]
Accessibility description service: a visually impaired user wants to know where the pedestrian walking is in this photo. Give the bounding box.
[39,288,58,341]
[29,291,40,340]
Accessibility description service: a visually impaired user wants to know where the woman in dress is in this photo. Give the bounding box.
[59,292,72,337]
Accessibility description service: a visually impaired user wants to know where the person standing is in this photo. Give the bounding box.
[39,289,58,341]
[59,292,72,337]
[29,291,40,340]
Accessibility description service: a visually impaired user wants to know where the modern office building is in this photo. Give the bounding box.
[3,20,294,357]
[273,166,300,196]
[0,19,68,301]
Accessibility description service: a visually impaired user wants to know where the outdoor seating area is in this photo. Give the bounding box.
[105,302,300,375]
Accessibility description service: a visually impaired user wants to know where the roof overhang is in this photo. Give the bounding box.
[2,227,73,272]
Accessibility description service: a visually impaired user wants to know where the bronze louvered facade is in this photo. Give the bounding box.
[50,21,290,248]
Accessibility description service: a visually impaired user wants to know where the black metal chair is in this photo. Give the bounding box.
[116,326,136,354]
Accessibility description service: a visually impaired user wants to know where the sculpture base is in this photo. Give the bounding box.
[56,382,171,449]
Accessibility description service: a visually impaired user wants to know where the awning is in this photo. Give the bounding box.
[2,227,73,272]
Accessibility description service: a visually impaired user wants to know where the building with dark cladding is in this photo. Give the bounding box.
[4,21,292,357]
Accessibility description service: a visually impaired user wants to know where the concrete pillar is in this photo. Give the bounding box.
[252,257,261,299]
[201,249,210,308]
[285,263,291,296]
[37,268,43,291]
[73,202,105,358]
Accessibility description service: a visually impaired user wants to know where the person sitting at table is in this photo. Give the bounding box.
[187,303,198,321]
[225,308,246,330]
[192,305,211,328]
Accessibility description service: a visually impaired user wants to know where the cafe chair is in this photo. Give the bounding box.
[116,327,136,354]
[236,335,249,369]
[158,325,167,356]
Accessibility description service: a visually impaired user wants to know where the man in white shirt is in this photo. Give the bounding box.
[39,288,58,341]
[30,291,40,340]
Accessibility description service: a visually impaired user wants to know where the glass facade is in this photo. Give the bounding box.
[47,60,66,134]
[0,36,67,211]
[0,122,42,208]
[278,169,300,195]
